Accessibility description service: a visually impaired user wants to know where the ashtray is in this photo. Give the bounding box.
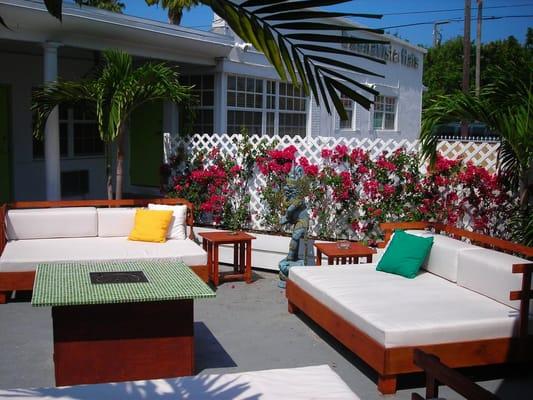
[336,240,351,250]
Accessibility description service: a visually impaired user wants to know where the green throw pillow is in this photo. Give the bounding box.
[376,230,433,278]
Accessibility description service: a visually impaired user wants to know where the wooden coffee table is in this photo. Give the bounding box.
[314,241,376,265]
[32,259,215,386]
[199,231,255,286]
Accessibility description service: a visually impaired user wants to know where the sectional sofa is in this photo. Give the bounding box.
[0,198,208,304]
[286,221,533,394]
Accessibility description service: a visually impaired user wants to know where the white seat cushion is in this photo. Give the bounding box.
[457,248,532,310]
[0,365,359,400]
[6,208,97,240]
[0,237,206,272]
[290,265,524,348]
[148,203,187,240]
[97,208,136,237]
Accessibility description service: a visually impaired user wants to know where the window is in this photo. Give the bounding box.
[226,75,307,136]
[32,103,102,159]
[278,82,306,136]
[181,75,214,134]
[339,93,354,130]
[373,96,396,131]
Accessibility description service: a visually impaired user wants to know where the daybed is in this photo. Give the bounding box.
[286,221,533,394]
[0,198,208,304]
[0,365,359,400]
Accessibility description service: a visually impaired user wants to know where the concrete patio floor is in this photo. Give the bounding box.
[0,268,532,399]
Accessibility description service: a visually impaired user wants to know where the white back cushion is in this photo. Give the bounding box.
[6,207,97,240]
[97,208,136,237]
[148,203,187,240]
[424,235,479,282]
[457,248,532,310]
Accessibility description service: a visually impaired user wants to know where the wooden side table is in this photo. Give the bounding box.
[198,231,256,286]
[314,241,376,266]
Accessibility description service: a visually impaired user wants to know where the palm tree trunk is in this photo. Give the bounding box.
[115,124,127,200]
[105,142,113,200]
[168,9,182,25]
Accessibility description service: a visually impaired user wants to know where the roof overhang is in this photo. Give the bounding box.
[0,0,234,65]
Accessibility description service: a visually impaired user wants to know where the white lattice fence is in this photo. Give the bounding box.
[167,133,500,231]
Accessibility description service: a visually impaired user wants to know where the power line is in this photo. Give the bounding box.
[382,15,533,30]
[382,3,533,16]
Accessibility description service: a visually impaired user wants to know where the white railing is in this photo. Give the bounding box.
[166,133,501,232]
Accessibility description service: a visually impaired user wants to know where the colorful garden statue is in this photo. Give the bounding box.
[278,165,309,288]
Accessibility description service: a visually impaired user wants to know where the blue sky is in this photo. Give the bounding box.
[121,1,533,47]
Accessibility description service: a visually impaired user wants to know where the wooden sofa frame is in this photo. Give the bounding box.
[286,221,533,394]
[0,198,208,304]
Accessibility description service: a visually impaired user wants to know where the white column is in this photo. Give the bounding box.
[43,41,62,200]
[214,58,227,134]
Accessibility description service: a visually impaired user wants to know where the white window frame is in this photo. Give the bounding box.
[372,95,397,132]
[182,74,215,134]
[226,74,308,137]
[336,92,356,132]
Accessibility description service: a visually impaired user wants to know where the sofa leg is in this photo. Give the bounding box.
[0,291,10,304]
[378,374,397,394]
[288,301,299,314]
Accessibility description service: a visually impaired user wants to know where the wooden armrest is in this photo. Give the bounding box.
[412,349,499,400]
[379,221,433,246]
[510,263,533,340]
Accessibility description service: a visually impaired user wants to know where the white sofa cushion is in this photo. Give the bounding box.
[0,365,359,400]
[423,234,479,282]
[97,208,136,237]
[401,230,479,282]
[290,265,524,348]
[0,237,206,272]
[148,203,187,240]
[457,248,532,310]
[5,207,97,240]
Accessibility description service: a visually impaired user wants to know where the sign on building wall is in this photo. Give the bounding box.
[342,32,419,69]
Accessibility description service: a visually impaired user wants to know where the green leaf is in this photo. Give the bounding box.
[294,43,386,65]
[254,0,351,15]
[240,0,286,7]
[285,33,388,45]
[316,65,379,96]
[264,11,383,21]
[291,47,310,98]
[238,9,263,51]
[44,0,63,21]
[327,76,373,110]
[324,76,348,120]
[264,25,287,81]
[273,22,384,34]
[278,36,298,86]
[309,60,330,114]
[308,55,384,78]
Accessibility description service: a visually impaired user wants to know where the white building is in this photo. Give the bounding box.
[0,0,426,202]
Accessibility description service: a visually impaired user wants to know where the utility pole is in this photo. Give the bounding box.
[475,0,483,96]
[432,21,450,47]
[461,0,472,137]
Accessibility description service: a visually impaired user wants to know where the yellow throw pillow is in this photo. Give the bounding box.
[128,209,174,243]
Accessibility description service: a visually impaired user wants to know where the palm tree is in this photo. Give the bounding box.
[32,50,193,200]
[78,0,125,13]
[420,64,532,244]
[12,0,388,116]
[146,0,200,25]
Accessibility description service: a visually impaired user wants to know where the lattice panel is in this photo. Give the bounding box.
[169,133,500,231]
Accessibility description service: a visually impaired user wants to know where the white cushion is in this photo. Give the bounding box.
[0,237,206,272]
[290,265,524,348]
[97,208,136,237]
[5,208,97,240]
[148,203,187,240]
[423,234,479,282]
[457,248,532,310]
[0,365,359,400]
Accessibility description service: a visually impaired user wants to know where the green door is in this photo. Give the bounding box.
[0,86,11,203]
[130,101,164,187]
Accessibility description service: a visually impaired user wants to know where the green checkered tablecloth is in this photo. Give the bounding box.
[32,259,215,307]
